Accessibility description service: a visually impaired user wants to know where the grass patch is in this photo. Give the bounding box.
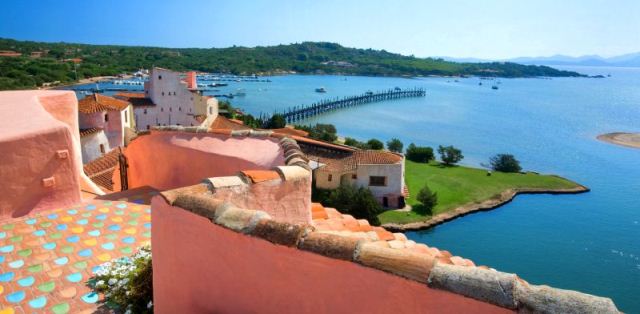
[378,161,581,225]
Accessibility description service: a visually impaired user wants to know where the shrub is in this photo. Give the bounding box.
[295,123,338,142]
[344,137,367,149]
[267,114,286,129]
[366,138,384,150]
[386,138,404,153]
[490,154,522,173]
[416,184,438,215]
[91,246,153,313]
[405,143,435,163]
[437,145,464,165]
[322,185,384,225]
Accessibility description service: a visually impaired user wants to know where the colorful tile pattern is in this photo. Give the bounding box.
[0,189,155,313]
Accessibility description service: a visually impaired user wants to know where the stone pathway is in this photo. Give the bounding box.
[0,188,155,314]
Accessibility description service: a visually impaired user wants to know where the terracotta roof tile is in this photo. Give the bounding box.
[209,116,252,131]
[313,150,403,173]
[114,92,155,107]
[78,93,130,113]
[241,170,281,183]
[79,127,102,137]
[272,127,309,137]
[83,147,123,192]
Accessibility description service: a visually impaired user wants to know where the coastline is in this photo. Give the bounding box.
[597,132,640,149]
[382,183,589,232]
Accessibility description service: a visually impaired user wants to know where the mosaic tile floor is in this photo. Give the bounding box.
[0,189,155,314]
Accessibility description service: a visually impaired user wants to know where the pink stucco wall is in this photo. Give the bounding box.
[125,132,285,191]
[0,91,83,218]
[213,173,312,224]
[78,110,124,149]
[151,197,509,314]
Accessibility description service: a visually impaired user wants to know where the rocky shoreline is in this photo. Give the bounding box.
[597,132,640,149]
[382,183,590,232]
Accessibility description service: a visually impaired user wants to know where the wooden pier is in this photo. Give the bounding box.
[279,88,426,123]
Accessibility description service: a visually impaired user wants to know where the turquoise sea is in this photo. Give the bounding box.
[79,66,640,312]
[210,67,640,312]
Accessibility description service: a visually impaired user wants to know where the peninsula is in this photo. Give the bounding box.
[380,161,588,231]
[597,132,640,149]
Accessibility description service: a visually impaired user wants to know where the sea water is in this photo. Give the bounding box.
[216,67,640,312]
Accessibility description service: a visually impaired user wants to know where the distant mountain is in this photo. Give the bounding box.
[441,52,640,67]
[507,53,640,67]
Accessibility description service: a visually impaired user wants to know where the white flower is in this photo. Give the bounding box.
[108,278,117,285]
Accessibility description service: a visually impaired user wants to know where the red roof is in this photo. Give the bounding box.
[79,127,103,137]
[272,127,309,137]
[209,116,252,131]
[83,147,123,192]
[78,94,130,113]
[114,92,155,107]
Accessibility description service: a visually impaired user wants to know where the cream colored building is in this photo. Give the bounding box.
[306,145,407,208]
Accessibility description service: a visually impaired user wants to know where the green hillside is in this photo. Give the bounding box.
[0,38,584,90]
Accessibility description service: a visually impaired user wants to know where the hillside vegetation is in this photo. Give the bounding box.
[0,38,584,90]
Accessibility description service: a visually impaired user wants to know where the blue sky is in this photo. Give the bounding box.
[1,0,639,59]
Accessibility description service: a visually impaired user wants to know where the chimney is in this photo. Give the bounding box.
[186,71,197,89]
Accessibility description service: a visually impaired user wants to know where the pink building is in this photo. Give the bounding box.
[0,90,104,218]
[78,93,134,163]
[115,68,218,131]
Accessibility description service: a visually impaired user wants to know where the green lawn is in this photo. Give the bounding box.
[378,161,582,225]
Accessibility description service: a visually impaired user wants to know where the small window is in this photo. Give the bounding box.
[158,75,162,80]
[173,92,176,95]
[99,144,105,154]
[162,92,165,96]
[161,107,164,112]
[190,123,193,126]
[144,108,147,114]
[189,108,192,112]
[145,90,148,94]
[369,176,386,186]
[169,107,172,112]
[146,125,150,130]
[179,107,182,111]
[104,113,109,122]
[328,174,333,182]
[209,107,213,115]
[352,174,357,180]
[124,110,128,123]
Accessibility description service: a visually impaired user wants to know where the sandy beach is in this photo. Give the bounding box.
[597,132,640,149]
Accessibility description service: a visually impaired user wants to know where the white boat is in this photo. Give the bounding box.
[315,87,327,93]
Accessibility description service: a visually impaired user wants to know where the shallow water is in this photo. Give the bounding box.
[78,67,640,312]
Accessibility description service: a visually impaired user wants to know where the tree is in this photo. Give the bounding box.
[366,138,384,150]
[267,114,286,129]
[386,138,403,153]
[405,143,435,163]
[324,185,384,225]
[296,123,338,142]
[490,154,522,173]
[416,184,438,215]
[437,145,464,165]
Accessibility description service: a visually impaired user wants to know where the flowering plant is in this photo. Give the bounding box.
[90,246,153,313]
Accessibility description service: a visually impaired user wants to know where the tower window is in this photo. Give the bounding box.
[104,113,109,122]
[99,144,105,154]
